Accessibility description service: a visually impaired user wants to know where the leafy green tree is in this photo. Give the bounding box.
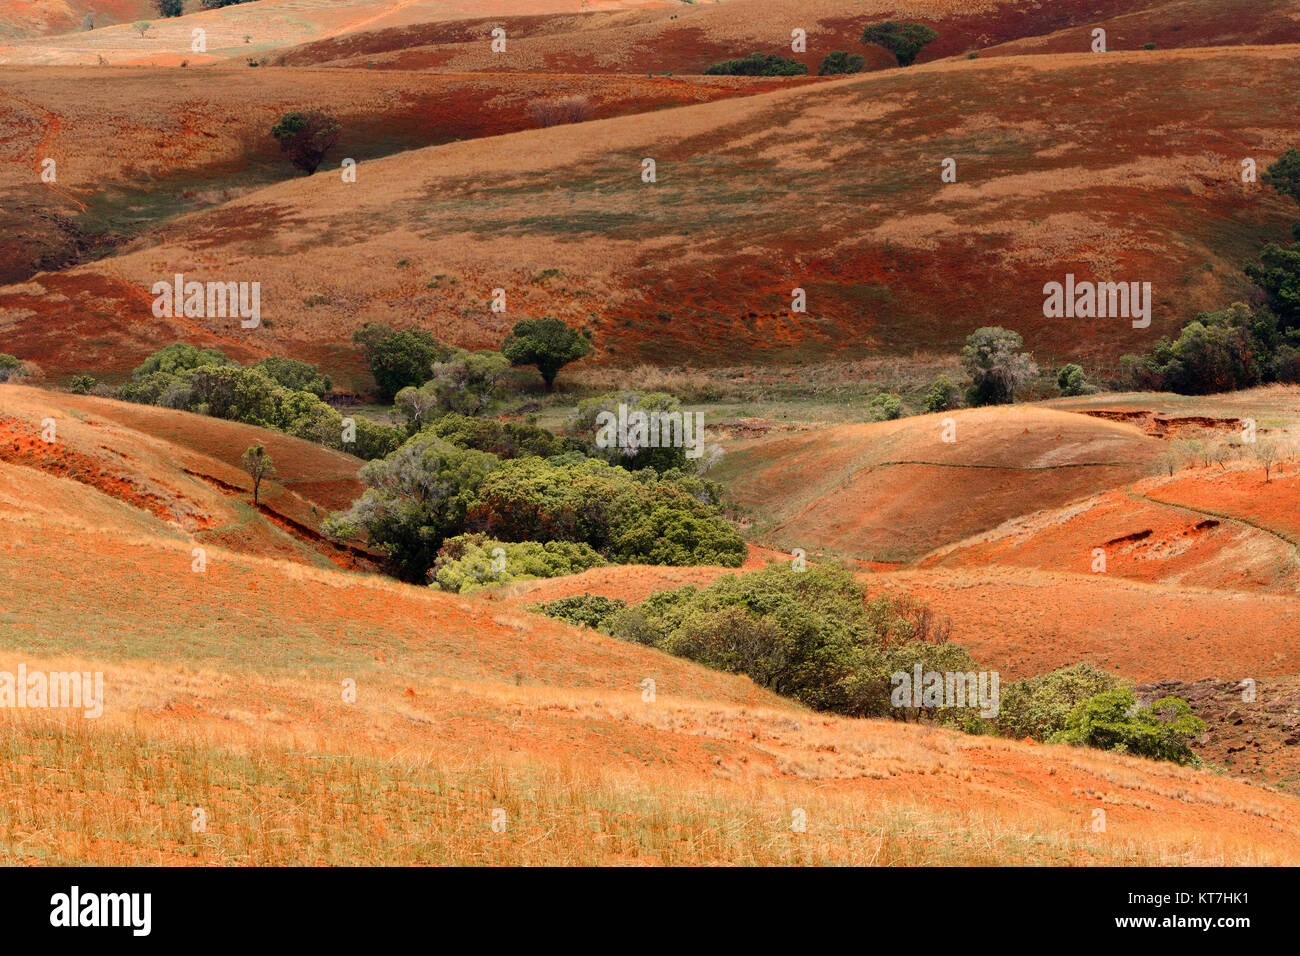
[421,413,581,459]
[860,21,938,66]
[155,0,183,16]
[961,327,1039,405]
[1246,243,1300,333]
[500,317,591,390]
[818,51,865,75]
[132,343,232,379]
[132,20,151,38]
[1124,305,1263,395]
[271,111,342,175]
[324,433,498,581]
[1051,688,1205,765]
[241,445,276,505]
[352,324,450,402]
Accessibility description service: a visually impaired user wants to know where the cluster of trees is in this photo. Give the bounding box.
[324,439,745,582]
[114,344,402,460]
[536,584,1203,763]
[704,53,808,76]
[542,564,970,719]
[860,21,939,67]
[431,534,606,593]
[1122,151,1300,394]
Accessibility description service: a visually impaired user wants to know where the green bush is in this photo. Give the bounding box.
[432,534,606,592]
[603,564,972,719]
[995,662,1121,741]
[817,51,865,75]
[922,374,961,412]
[533,594,627,629]
[704,52,809,76]
[67,375,96,394]
[353,324,451,402]
[132,343,233,379]
[0,353,23,384]
[869,393,903,421]
[1056,363,1099,396]
[1050,687,1205,765]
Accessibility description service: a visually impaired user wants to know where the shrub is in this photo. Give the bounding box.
[271,110,342,175]
[353,324,451,402]
[995,663,1121,741]
[860,21,938,67]
[817,51,865,75]
[1050,688,1205,765]
[67,375,96,394]
[961,326,1039,406]
[501,317,591,391]
[922,374,961,412]
[533,594,627,629]
[704,52,809,76]
[604,564,973,719]
[431,534,606,592]
[528,96,592,127]
[869,393,903,421]
[1056,363,1098,396]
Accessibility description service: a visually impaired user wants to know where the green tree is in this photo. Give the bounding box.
[253,357,331,398]
[271,111,342,175]
[241,444,276,505]
[352,324,450,402]
[394,349,510,425]
[961,327,1039,406]
[860,21,938,66]
[132,20,151,38]
[155,0,183,16]
[500,317,591,391]
[818,51,866,75]
[1261,147,1300,206]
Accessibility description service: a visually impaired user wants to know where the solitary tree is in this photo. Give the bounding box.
[961,327,1039,406]
[860,21,938,67]
[132,20,152,38]
[241,445,276,505]
[500,317,591,391]
[271,111,342,175]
